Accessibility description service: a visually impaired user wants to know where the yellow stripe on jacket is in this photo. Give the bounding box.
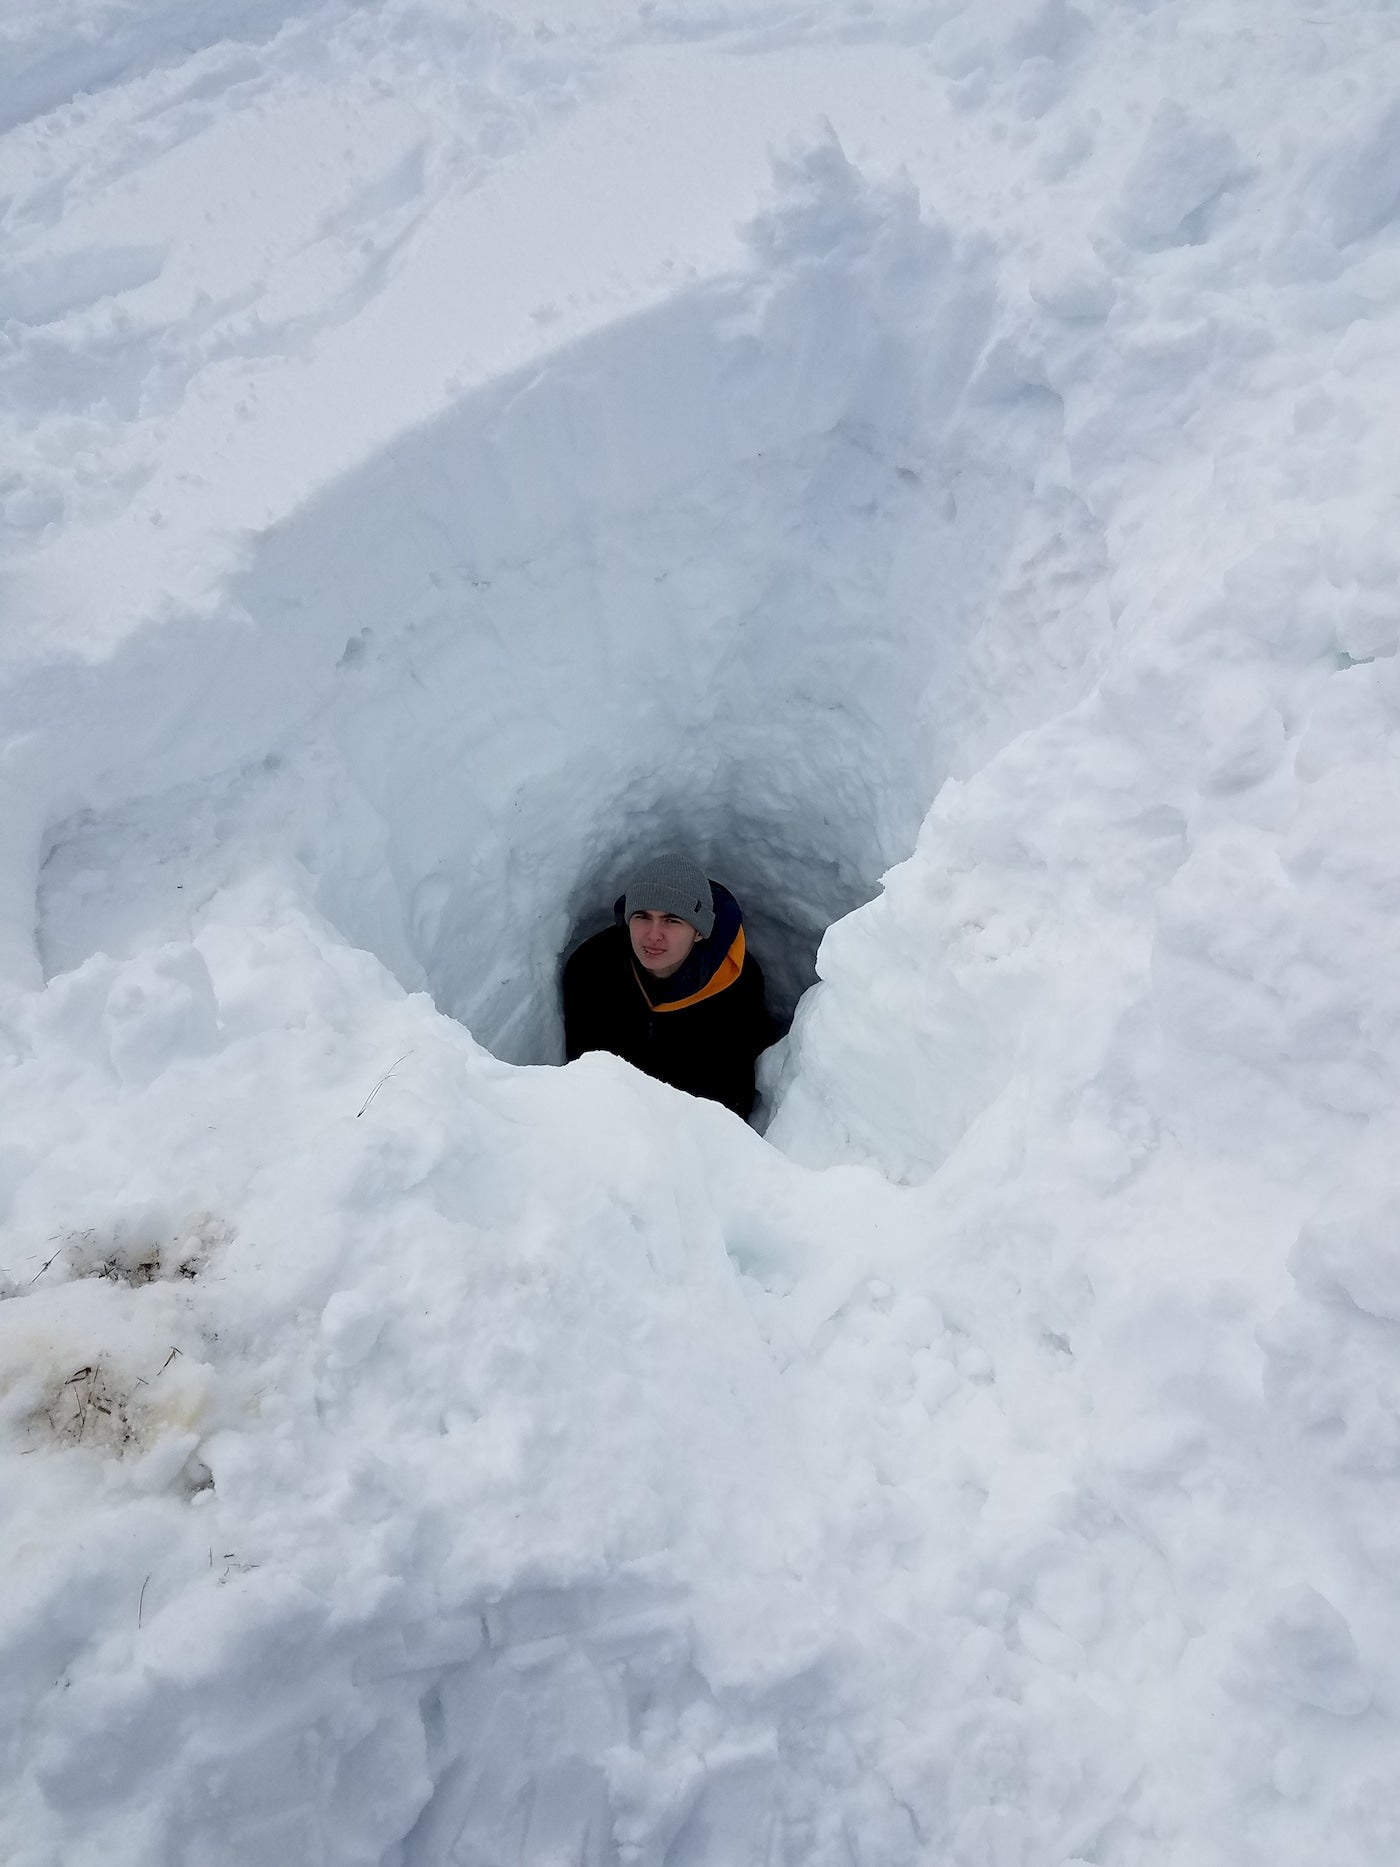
[633,927,746,1013]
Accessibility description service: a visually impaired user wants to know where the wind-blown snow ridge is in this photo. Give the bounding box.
[4,3,1400,1864]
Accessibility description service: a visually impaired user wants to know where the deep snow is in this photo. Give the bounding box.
[3,2,1400,1863]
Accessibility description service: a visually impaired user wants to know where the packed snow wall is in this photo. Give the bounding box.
[9,4,1400,1865]
[32,141,1110,1065]
[3,138,1128,1864]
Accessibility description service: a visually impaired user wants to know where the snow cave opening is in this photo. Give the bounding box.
[233,360,949,1065]
[34,203,1106,1074]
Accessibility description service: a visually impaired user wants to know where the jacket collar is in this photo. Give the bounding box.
[616,881,744,1006]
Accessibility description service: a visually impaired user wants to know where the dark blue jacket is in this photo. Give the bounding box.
[562,883,774,1117]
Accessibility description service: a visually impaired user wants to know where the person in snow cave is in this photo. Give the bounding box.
[562,852,774,1118]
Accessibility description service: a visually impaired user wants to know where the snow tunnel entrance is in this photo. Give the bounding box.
[33,155,1110,1075]
[254,367,948,1063]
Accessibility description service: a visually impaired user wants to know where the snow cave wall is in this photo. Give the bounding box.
[9,13,1400,1864]
[32,144,1111,1075]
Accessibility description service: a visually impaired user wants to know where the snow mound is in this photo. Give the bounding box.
[4,2,1400,1864]
[27,127,1106,1064]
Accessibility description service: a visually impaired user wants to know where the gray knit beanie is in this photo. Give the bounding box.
[623,853,715,940]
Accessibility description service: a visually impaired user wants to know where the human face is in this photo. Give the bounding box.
[629,909,700,979]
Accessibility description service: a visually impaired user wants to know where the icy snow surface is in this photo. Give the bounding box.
[4,1,1400,1862]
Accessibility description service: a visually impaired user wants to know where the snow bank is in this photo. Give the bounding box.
[1,887,851,1865]
[5,1,1400,1863]
[24,128,1105,1060]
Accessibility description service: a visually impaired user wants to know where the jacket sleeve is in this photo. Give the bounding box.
[562,941,612,1062]
[742,954,777,1060]
[705,954,775,1118]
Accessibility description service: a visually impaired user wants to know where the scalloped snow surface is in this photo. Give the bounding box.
[4,3,1400,1864]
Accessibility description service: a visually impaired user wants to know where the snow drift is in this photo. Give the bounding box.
[28,130,1105,1069]
[4,2,1400,1865]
